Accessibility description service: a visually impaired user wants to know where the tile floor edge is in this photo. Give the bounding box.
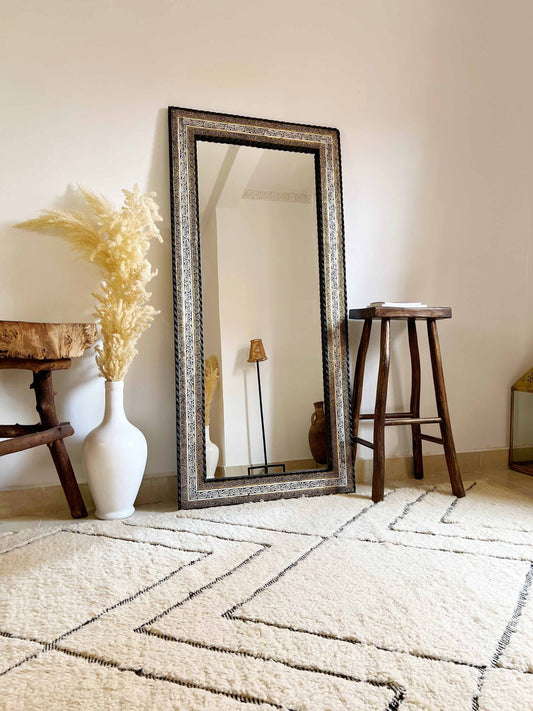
[0,448,512,518]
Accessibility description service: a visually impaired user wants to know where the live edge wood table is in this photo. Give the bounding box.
[0,321,98,519]
[349,306,465,503]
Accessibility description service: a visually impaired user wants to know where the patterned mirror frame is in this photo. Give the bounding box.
[168,106,353,508]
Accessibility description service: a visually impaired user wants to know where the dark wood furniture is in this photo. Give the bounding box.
[0,321,97,518]
[349,306,465,503]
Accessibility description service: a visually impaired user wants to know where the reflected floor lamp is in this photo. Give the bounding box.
[247,339,286,476]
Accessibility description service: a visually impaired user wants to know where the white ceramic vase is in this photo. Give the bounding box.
[84,380,147,520]
[205,425,219,479]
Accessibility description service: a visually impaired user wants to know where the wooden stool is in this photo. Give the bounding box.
[349,306,465,503]
[0,321,97,518]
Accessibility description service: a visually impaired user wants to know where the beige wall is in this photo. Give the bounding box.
[1,0,532,489]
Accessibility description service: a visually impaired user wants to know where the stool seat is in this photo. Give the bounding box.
[0,321,97,519]
[0,320,97,360]
[350,307,465,503]
[349,307,451,320]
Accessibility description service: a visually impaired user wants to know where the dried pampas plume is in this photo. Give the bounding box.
[204,356,220,426]
[15,185,163,381]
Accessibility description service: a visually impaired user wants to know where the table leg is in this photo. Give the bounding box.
[373,319,390,502]
[427,320,465,498]
[33,370,88,518]
[408,319,424,479]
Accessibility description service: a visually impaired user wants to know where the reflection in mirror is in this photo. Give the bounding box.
[197,141,328,479]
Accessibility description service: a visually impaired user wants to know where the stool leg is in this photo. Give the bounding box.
[351,319,372,466]
[32,370,88,518]
[426,319,465,498]
[408,319,424,480]
[373,318,390,503]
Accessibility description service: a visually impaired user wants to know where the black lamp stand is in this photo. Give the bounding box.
[247,360,286,476]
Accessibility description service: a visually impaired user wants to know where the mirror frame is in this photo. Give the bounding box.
[168,106,353,508]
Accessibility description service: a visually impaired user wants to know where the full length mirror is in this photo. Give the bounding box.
[197,141,327,479]
[169,107,353,508]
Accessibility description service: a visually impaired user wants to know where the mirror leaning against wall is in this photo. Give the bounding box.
[168,106,353,508]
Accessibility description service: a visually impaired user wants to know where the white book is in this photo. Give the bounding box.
[369,302,428,308]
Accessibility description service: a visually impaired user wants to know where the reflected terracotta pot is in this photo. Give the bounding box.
[308,401,327,465]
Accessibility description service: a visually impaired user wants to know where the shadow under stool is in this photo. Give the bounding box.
[349,306,466,503]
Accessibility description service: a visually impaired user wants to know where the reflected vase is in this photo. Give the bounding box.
[83,380,147,520]
[308,401,327,465]
[205,425,219,478]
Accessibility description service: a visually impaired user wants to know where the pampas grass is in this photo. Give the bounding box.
[15,185,163,381]
[204,356,220,426]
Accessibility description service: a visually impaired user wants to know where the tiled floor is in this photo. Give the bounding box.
[0,468,531,534]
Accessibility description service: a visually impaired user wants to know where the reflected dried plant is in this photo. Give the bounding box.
[204,356,220,426]
[16,185,163,381]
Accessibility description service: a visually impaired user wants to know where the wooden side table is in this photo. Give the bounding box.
[0,321,97,518]
[349,307,465,503]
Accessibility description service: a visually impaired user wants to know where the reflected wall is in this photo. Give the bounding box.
[197,142,326,478]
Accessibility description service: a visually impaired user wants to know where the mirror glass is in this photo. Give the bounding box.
[197,140,328,479]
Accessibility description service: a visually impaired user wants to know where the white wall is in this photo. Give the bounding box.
[1,0,532,490]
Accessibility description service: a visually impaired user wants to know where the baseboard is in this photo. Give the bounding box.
[0,448,510,519]
[0,474,178,519]
[354,448,509,483]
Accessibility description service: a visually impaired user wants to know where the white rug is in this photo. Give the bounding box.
[1,480,532,710]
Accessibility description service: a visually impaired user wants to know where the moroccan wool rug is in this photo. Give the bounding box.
[1,481,532,710]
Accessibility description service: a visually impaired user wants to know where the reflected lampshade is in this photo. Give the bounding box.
[247,338,267,363]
